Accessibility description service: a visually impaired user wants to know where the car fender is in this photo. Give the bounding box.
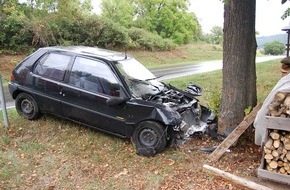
[124,99,182,137]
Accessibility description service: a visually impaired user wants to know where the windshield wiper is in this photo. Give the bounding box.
[145,75,164,81]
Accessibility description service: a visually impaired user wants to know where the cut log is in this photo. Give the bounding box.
[268,103,280,111]
[269,161,278,169]
[264,154,273,160]
[278,160,284,167]
[284,163,290,171]
[264,138,273,149]
[273,92,287,102]
[279,167,286,174]
[264,147,272,154]
[271,150,279,158]
[277,143,284,155]
[283,95,290,107]
[273,139,280,148]
[269,132,280,140]
[284,139,290,150]
[280,152,287,160]
[286,151,290,161]
[267,92,290,117]
[277,106,286,115]
[266,165,273,172]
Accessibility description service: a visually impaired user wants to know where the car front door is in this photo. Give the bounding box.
[61,56,128,136]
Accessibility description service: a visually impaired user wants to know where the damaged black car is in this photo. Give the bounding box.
[9,46,217,156]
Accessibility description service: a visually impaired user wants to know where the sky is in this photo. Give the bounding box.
[91,0,290,37]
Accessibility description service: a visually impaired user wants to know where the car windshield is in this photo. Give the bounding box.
[115,58,164,98]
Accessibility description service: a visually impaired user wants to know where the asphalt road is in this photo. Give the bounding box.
[150,56,284,81]
[0,55,284,109]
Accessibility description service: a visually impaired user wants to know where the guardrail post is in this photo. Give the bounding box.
[0,73,9,128]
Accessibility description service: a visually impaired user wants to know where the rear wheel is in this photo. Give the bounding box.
[132,121,167,157]
[15,93,40,120]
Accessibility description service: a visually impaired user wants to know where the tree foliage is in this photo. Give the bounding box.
[203,26,223,45]
[101,0,134,28]
[101,0,201,45]
[264,41,285,55]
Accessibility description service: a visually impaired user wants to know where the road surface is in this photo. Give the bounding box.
[151,56,284,81]
[0,55,284,109]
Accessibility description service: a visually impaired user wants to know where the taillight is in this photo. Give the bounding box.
[10,74,15,82]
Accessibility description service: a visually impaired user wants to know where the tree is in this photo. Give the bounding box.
[264,41,285,55]
[101,0,201,44]
[133,0,201,44]
[210,26,223,45]
[218,0,257,135]
[202,26,223,45]
[101,0,135,28]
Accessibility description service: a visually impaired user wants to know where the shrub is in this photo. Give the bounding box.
[128,28,177,51]
[97,19,130,49]
[264,41,285,55]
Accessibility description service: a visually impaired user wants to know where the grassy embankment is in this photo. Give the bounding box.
[0,43,283,189]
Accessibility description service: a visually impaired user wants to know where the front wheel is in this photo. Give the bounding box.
[132,121,167,157]
[15,93,40,120]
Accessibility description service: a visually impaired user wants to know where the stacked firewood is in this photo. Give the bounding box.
[267,92,290,117]
[263,129,290,174]
[281,57,290,77]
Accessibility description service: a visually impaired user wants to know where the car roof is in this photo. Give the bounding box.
[41,46,129,61]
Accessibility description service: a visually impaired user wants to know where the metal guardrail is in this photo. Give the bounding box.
[0,73,9,128]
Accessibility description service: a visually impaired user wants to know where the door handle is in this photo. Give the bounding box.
[59,88,65,97]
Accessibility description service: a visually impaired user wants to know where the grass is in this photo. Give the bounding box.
[129,43,223,68]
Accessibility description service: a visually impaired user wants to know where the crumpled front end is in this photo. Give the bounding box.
[144,83,218,141]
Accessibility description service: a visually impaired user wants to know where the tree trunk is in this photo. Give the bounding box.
[218,0,257,135]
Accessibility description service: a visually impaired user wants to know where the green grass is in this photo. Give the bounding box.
[129,43,223,68]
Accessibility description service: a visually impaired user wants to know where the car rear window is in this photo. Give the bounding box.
[34,52,72,81]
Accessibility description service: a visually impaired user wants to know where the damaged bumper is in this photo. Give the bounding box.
[145,83,218,141]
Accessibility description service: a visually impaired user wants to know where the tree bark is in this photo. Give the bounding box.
[218,0,257,135]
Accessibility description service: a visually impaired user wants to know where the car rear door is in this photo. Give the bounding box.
[61,56,128,137]
[32,51,73,116]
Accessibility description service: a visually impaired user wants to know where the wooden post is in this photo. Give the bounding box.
[203,164,273,190]
[209,103,262,162]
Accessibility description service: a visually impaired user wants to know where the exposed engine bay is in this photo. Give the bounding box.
[115,58,219,148]
[143,83,218,140]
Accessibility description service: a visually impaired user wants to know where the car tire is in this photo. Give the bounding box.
[132,121,167,157]
[15,93,40,120]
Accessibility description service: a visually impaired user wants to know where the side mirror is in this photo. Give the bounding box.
[106,97,129,106]
[184,83,202,96]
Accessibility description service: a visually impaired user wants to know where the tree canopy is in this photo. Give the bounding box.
[101,0,201,45]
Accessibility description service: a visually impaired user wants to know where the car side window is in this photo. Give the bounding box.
[69,57,121,97]
[34,52,71,81]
